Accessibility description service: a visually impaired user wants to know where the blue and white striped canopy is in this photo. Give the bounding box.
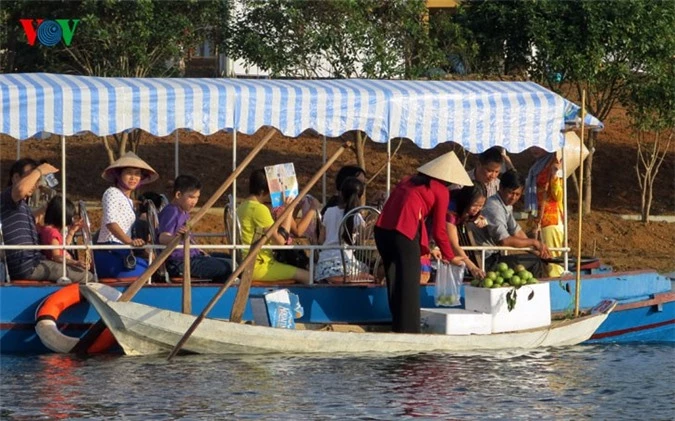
[0,73,602,153]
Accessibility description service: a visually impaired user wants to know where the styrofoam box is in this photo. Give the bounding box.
[421,308,492,335]
[464,283,551,333]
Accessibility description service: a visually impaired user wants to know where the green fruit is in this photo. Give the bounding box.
[497,262,509,272]
[494,276,504,285]
[486,271,497,281]
[490,283,500,288]
[517,271,529,280]
[502,282,511,287]
[528,278,539,284]
[471,279,480,287]
[523,271,533,280]
[515,264,526,273]
[504,269,514,279]
[483,279,494,288]
[511,276,521,286]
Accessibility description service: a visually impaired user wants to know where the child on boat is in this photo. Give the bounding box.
[38,195,93,280]
[237,169,311,284]
[157,175,232,282]
[314,176,371,282]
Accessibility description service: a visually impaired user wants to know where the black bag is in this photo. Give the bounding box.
[275,248,310,269]
[275,227,309,269]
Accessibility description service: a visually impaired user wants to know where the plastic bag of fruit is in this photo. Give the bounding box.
[434,262,465,307]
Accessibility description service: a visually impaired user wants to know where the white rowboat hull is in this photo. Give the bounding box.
[81,284,615,356]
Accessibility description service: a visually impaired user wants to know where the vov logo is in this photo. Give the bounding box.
[19,19,80,47]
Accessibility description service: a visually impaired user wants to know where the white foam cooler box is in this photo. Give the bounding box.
[421,308,492,335]
[464,283,551,333]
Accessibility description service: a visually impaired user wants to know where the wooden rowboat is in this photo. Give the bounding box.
[80,283,616,356]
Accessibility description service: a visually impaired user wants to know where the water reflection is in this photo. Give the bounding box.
[1,344,673,420]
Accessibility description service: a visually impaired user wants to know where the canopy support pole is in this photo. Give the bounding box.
[60,135,68,282]
[231,130,238,271]
[167,142,352,361]
[386,137,392,196]
[174,131,179,178]
[322,135,327,204]
[71,128,277,355]
[562,141,569,273]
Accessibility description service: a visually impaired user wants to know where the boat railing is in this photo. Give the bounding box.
[0,241,570,284]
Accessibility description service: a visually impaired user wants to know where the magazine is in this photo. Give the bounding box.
[264,163,299,208]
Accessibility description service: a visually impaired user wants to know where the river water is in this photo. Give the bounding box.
[1,344,673,420]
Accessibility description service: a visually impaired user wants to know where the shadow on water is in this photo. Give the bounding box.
[1,343,674,419]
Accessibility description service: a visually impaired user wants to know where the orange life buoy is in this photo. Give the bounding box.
[35,283,119,354]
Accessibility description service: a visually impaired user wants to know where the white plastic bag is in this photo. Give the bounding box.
[434,262,465,307]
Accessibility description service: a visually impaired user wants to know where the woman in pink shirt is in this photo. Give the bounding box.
[375,152,473,333]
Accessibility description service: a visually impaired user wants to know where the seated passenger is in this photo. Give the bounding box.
[321,165,367,216]
[38,195,93,279]
[158,175,232,282]
[468,170,551,278]
[446,184,489,280]
[314,177,370,282]
[271,194,322,247]
[453,146,510,197]
[93,152,158,279]
[525,147,565,277]
[0,159,90,283]
[237,169,310,284]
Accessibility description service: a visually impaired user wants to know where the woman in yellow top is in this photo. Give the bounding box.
[237,169,311,284]
[525,147,564,277]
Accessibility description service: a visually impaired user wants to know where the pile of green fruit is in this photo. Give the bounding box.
[470,263,539,289]
[436,294,460,306]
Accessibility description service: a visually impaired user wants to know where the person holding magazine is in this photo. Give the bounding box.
[237,169,310,284]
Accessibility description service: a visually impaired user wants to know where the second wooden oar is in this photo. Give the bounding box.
[167,141,351,360]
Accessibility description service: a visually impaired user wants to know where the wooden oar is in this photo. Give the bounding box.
[70,128,277,355]
[167,142,351,361]
[574,92,586,318]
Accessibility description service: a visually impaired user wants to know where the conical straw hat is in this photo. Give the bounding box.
[557,131,589,176]
[417,151,473,186]
[101,151,159,185]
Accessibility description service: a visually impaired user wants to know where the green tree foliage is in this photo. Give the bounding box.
[1,0,229,76]
[452,0,533,76]
[229,0,443,79]
[456,0,674,214]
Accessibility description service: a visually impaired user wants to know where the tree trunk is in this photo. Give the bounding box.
[570,172,580,200]
[645,178,653,223]
[355,131,367,205]
[102,136,116,164]
[355,131,367,173]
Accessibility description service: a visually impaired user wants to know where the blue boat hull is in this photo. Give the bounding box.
[1,270,673,354]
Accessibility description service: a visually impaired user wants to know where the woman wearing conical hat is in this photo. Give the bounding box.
[93,152,159,280]
[375,151,473,334]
